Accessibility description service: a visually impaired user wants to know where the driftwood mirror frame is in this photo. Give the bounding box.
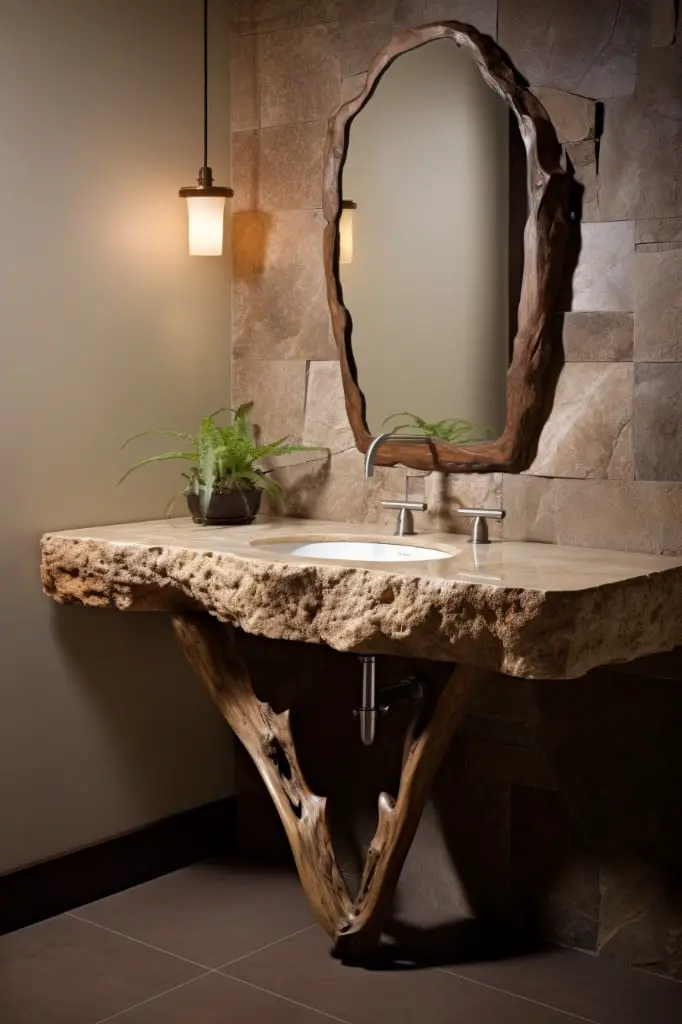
[322,22,570,474]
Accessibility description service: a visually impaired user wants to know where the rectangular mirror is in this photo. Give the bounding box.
[323,23,569,474]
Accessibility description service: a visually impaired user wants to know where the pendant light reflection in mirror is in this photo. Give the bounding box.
[179,0,233,255]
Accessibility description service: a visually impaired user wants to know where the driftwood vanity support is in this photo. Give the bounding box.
[323,21,570,474]
[173,612,485,958]
[41,521,682,957]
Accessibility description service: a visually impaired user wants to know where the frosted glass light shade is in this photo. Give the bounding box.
[185,194,226,256]
[339,206,354,265]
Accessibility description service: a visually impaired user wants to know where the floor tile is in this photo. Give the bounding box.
[74,858,313,968]
[225,926,582,1024]
[441,946,682,1024]
[108,971,346,1023]
[0,913,200,1024]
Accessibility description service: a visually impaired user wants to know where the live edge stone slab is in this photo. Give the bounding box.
[41,518,682,681]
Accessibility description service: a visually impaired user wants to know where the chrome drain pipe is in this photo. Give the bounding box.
[356,655,377,746]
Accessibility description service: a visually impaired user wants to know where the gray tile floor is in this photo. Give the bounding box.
[1,858,681,1023]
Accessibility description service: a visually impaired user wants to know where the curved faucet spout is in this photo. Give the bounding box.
[364,432,433,478]
[364,432,394,478]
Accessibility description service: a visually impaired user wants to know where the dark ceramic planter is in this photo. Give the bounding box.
[187,486,262,526]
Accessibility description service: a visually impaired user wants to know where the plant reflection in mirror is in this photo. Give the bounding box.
[382,411,493,443]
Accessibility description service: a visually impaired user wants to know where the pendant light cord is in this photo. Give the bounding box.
[203,0,208,169]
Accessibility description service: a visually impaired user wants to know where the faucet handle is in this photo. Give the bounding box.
[380,500,428,511]
[380,499,427,537]
[455,507,505,545]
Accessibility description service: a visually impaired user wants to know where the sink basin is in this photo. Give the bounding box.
[254,539,454,563]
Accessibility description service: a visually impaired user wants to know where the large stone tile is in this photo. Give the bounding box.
[545,859,601,951]
[599,45,682,220]
[231,33,260,132]
[562,312,633,361]
[651,0,678,46]
[503,476,682,554]
[362,464,413,526]
[498,0,649,98]
[227,925,584,1023]
[393,0,427,29]
[565,140,599,222]
[232,357,307,441]
[341,71,367,103]
[502,475,558,544]
[302,360,355,453]
[232,122,325,211]
[423,0,497,37]
[556,480,682,553]
[634,250,682,361]
[525,363,633,479]
[272,446,365,520]
[74,860,313,969]
[112,971,334,1023]
[569,221,635,312]
[598,861,671,975]
[532,87,596,144]
[0,913,200,1024]
[633,362,682,481]
[599,96,682,220]
[340,0,394,22]
[635,218,682,245]
[233,0,340,34]
[233,210,337,360]
[341,16,393,76]
[424,472,504,536]
[260,25,341,128]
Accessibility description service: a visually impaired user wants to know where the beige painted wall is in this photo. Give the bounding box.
[341,39,509,438]
[0,0,234,874]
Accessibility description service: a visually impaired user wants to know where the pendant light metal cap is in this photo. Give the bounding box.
[179,185,233,197]
[179,165,233,198]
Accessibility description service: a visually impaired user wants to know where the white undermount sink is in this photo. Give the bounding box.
[255,539,455,563]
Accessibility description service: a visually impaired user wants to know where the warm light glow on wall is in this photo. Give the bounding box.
[185,194,226,256]
[339,200,357,265]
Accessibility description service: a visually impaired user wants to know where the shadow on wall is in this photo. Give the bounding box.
[232,211,274,282]
[52,604,231,821]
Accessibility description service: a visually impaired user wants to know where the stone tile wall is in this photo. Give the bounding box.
[231,0,682,553]
[229,0,682,976]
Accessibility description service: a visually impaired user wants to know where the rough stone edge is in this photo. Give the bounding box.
[41,536,682,681]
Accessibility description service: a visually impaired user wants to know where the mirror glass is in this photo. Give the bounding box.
[340,39,523,443]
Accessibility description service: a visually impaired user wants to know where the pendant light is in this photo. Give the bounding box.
[179,0,233,255]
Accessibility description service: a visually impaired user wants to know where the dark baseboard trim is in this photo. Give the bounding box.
[0,795,237,935]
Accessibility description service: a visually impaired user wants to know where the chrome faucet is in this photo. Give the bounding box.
[364,432,431,478]
[364,433,431,537]
[455,507,505,544]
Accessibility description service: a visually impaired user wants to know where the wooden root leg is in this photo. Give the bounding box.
[173,613,483,959]
[331,662,485,960]
[172,613,354,937]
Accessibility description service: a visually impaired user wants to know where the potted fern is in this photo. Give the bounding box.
[120,404,307,525]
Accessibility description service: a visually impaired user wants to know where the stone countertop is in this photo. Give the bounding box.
[41,516,682,680]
